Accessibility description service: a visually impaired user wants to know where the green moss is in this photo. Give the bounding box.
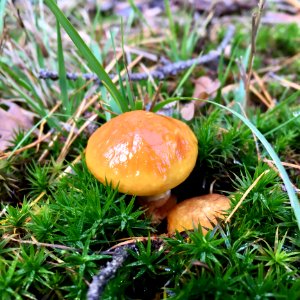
[1,1,300,298]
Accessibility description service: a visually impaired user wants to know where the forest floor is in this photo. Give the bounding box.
[0,0,300,299]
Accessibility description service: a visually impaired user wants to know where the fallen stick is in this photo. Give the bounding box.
[87,236,165,300]
[87,245,135,300]
[39,25,235,84]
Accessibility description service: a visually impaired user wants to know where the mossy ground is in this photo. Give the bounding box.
[0,1,300,299]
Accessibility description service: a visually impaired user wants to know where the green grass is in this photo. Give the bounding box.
[44,0,128,113]
[57,21,70,118]
[0,1,300,299]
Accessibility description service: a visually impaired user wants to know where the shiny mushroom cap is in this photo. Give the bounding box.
[86,110,198,196]
[167,194,230,234]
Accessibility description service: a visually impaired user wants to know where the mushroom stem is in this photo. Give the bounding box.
[139,190,171,208]
[138,190,177,223]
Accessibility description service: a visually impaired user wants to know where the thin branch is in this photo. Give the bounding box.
[87,245,136,300]
[39,25,235,84]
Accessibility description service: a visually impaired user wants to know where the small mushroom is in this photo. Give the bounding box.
[167,194,230,234]
[85,110,198,221]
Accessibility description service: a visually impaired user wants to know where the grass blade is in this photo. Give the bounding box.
[215,102,300,230]
[0,0,6,36]
[128,0,153,34]
[44,0,128,113]
[56,20,70,117]
[164,0,178,60]
[172,63,196,97]
[264,114,299,137]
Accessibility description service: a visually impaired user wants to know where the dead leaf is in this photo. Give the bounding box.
[263,12,300,24]
[0,100,35,151]
[192,76,220,99]
[181,76,220,120]
[181,101,195,121]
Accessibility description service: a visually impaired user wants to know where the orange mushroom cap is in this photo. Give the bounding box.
[85,110,198,196]
[167,194,230,234]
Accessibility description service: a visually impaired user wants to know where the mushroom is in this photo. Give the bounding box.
[85,110,198,222]
[167,194,230,234]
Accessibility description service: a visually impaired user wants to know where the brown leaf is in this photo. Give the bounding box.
[181,101,195,121]
[181,76,220,120]
[0,101,35,151]
[192,76,220,99]
[263,12,300,24]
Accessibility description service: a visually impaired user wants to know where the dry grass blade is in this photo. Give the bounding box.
[225,170,270,223]
[0,132,51,160]
[269,73,300,91]
[253,71,274,107]
[29,191,46,207]
[250,85,273,108]
[263,159,300,171]
[57,113,98,164]
[56,99,87,164]
[6,236,80,252]
[258,53,300,74]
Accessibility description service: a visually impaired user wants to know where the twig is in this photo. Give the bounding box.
[39,26,235,84]
[87,245,136,300]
